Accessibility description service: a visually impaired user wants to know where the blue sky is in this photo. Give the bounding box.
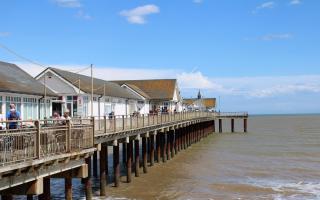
[1,0,320,114]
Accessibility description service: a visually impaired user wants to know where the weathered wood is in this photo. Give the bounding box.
[127,140,133,183]
[38,177,50,200]
[156,134,161,163]
[113,144,120,187]
[99,143,107,196]
[142,137,148,173]
[149,134,155,166]
[93,151,98,178]
[231,119,235,133]
[84,157,93,200]
[134,139,140,177]
[219,119,222,133]
[65,176,72,200]
[244,118,248,133]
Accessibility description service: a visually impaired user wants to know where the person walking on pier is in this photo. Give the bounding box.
[6,104,21,129]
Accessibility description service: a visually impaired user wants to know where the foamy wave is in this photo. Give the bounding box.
[247,179,320,200]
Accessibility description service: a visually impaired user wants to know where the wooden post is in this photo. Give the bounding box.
[100,143,107,196]
[134,139,140,177]
[171,131,175,158]
[156,134,161,163]
[35,120,41,159]
[244,118,248,133]
[127,140,133,183]
[122,115,125,130]
[65,176,72,200]
[113,116,116,132]
[113,143,120,187]
[84,157,93,200]
[66,120,71,152]
[93,151,98,178]
[104,116,107,133]
[219,119,222,133]
[167,132,171,160]
[231,119,235,133]
[162,133,167,163]
[39,177,50,200]
[150,134,155,166]
[213,120,215,133]
[122,142,127,165]
[142,137,148,173]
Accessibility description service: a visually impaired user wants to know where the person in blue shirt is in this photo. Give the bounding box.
[6,104,21,129]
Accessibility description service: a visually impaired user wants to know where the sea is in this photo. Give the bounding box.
[47,115,320,200]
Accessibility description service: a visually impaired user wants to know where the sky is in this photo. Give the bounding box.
[1,0,320,114]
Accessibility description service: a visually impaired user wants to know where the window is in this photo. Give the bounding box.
[40,99,50,119]
[83,96,89,117]
[138,101,144,104]
[23,97,38,120]
[66,96,79,117]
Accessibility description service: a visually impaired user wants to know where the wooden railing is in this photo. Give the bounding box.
[0,118,94,167]
[92,111,249,134]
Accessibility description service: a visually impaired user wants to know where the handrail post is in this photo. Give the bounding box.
[35,120,41,159]
[67,119,71,152]
[122,115,125,130]
[104,116,107,133]
[114,116,116,132]
[142,114,145,127]
[137,115,139,128]
[130,115,132,129]
[148,114,150,126]
[161,113,163,124]
[91,117,95,147]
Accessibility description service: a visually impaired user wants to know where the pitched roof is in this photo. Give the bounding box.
[46,67,142,100]
[0,61,57,96]
[183,98,216,108]
[124,83,151,99]
[112,79,177,100]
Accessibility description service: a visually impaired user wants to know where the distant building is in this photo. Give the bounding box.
[183,90,216,111]
[35,68,143,117]
[0,61,57,120]
[112,79,183,114]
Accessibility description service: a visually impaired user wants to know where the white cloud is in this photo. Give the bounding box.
[120,4,160,24]
[253,1,275,13]
[261,33,293,41]
[257,1,275,9]
[14,62,320,100]
[193,0,203,3]
[290,0,301,5]
[0,32,10,37]
[177,71,224,90]
[53,0,82,8]
[76,10,92,20]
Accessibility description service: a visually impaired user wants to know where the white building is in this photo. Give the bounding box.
[0,61,56,120]
[35,67,143,118]
[112,79,183,114]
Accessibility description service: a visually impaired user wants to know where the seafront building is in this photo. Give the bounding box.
[112,79,183,114]
[183,91,216,111]
[0,61,56,120]
[35,68,143,117]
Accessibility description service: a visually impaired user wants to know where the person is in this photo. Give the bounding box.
[108,111,114,130]
[6,104,21,129]
[52,112,61,125]
[61,110,72,125]
[0,114,6,130]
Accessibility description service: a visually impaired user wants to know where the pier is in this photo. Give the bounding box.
[0,111,248,199]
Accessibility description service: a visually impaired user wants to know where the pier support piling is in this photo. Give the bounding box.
[134,139,140,177]
[142,136,148,173]
[127,140,133,183]
[100,143,107,196]
[156,134,161,163]
[219,119,222,133]
[150,134,155,166]
[244,118,248,133]
[65,176,72,200]
[93,151,98,178]
[113,143,120,187]
[84,157,93,200]
[231,119,235,133]
[38,177,50,200]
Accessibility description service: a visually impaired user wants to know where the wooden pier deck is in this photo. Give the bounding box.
[0,111,248,199]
